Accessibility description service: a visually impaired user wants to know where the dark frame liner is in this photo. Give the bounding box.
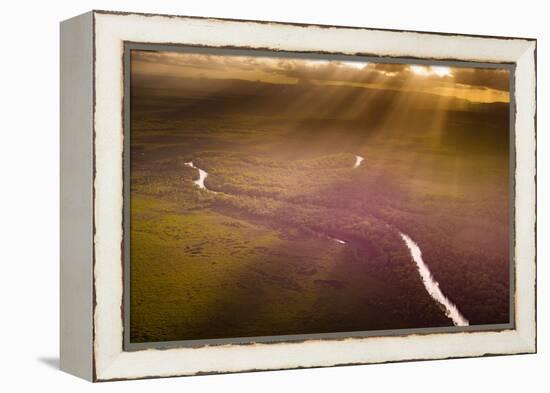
[121,42,517,352]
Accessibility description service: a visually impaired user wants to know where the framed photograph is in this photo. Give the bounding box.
[60,10,537,381]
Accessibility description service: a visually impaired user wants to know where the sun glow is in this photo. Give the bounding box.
[431,66,452,77]
[410,65,452,77]
[340,60,367,69]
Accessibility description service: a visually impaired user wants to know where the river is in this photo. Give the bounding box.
[354,155,364,168]
[184,161,210,190]
[184,155,468,326]
[399,233,469,326]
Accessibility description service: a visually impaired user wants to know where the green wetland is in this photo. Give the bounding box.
[129,71,510,343]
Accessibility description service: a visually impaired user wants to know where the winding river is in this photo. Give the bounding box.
[184,161,210,191]
[184,154,468,326]
[399,233,469,326]
[328,236,347,245]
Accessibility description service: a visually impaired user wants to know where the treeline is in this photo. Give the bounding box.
[133,144,510,327]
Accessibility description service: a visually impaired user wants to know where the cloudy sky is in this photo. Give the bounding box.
[131,50,510,104]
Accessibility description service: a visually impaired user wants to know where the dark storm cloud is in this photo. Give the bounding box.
[132,50,411,86]
[451,67,510,91]
[269,59,411,87]
[133,50,509,91]
[131,50,510,103]
[369,63,409,73]
[132,50,265,72]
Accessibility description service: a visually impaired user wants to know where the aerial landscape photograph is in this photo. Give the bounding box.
[127,48,511,344]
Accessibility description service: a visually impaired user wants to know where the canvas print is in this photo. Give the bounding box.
[128,48,511,344]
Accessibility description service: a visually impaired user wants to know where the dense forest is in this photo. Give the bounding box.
[129,55,511,343]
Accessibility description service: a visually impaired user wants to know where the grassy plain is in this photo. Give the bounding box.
[129,76,510,342]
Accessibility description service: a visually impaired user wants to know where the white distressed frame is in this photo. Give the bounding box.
[91,11,536,381]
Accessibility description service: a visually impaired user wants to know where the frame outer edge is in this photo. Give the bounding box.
[91,11,538,381]
[514,41,537,353]
[60,11,95,382]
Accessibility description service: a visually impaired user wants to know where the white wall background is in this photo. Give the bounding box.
[0,0,546,391]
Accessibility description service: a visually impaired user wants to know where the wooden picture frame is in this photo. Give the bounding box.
[60,10,536,381]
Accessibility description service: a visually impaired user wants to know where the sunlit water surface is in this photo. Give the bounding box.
[399,233,469,326]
